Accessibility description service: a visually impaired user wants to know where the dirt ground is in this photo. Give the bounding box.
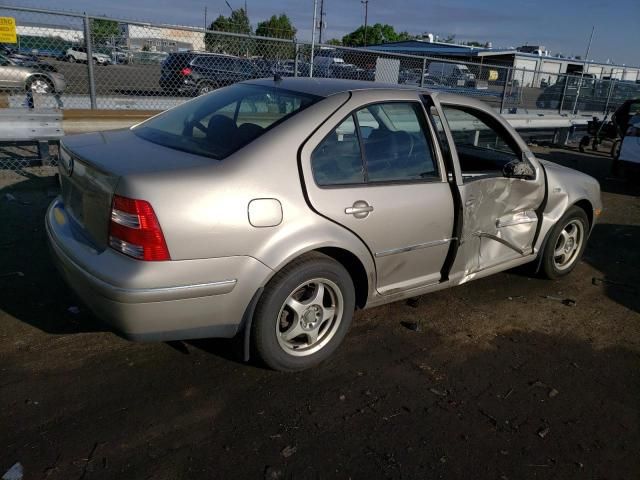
[1,146,639,480]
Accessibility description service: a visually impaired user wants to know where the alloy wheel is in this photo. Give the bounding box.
[553,219,584,271]
[276,278,344,357]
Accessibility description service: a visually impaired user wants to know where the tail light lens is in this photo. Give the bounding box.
[181,67,192,76]
[109,195,170,261]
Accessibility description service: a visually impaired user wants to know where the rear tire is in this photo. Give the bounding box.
[540,206,589,279]
[197,82,216,95]
[251,252,355,371]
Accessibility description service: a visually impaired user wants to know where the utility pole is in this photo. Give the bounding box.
[572,25,595,114]
[318,0,325,44]
[204,6,207,30]
[361,0,369,46]
[310,0,318,77]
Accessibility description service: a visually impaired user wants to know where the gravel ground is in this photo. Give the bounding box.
[1,146,639,480]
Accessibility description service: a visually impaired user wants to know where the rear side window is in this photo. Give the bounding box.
[312,116,365,186]
[312,102,438,186]
[133,84,320,160]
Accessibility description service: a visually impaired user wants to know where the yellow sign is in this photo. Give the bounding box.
[0,17,17,43]
[488,69,499,81]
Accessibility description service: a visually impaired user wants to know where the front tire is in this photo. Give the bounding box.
[251,253,355,371]
[540,206,589,279]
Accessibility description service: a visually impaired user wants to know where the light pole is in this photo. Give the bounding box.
[361,0,369,46]
[572,25,595,114]
[318,0,325,44]
[310,0,318,77]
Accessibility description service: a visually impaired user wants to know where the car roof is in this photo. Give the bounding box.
[244,77,498,113]
[245,77,433,97]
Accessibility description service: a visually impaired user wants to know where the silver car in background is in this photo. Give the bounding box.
[46,78,602,371]
[0,54,66,94]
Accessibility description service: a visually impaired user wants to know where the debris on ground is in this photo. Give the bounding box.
[548,388,559,398]
[67,306,80,315]
[429,387,448,397]
[280,446,297,458]
[401,320,422,332]
[263,466,283,479]
[542,295,576,306]
[537,427,551,438]
[2,463,23,480]
[406,297,421,308]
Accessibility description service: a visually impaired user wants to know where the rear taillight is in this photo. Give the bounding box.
[109,195,170,261]
[181,67,192,76]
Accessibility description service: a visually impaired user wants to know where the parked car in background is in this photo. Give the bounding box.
[314,56,375,81]
[65,46,111,65]
[0,45,39,64]
[109,47,133,65]
[47,78,601,371]
[160,52,271,95]
[427,62,478,87]
[536,75,640,111]
[0,53,66,94]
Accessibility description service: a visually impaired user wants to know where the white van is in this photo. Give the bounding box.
[427,62,476,87]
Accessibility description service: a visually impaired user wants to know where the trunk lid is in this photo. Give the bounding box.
[59,128,214,251]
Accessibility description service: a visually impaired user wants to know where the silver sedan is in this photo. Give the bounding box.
[46,78,602,371]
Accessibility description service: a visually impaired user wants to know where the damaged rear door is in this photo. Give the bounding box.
[431,101,545,274]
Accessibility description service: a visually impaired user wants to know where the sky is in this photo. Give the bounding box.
[9,0,640,66]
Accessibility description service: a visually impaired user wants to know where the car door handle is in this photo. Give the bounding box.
[345,201,374,219]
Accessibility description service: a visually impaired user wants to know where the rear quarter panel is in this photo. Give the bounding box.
[115,91,375,289]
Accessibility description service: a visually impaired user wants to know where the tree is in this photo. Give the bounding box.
[90,18,119,45]
[440,34,456,43]
[209,8,251,35]
[255,14,296,39]
[341,23,411,47]
[205,8,252,55]
[325,38,342,46]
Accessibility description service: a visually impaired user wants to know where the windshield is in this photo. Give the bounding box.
[133,83,320,160]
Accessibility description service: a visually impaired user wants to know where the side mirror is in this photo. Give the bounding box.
[503,157,535,180]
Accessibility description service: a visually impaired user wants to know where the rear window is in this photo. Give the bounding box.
[133,83,321,160]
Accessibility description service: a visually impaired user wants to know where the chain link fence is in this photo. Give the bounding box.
[1,5,640,170]
[2,5,639,114]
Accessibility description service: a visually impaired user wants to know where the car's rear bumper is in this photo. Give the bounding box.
[46,198,272,341]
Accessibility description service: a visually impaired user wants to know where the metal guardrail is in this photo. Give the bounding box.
[1,5,639,117]
[0,107,62,166]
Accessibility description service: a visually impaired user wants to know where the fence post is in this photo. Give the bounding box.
[558,75,569,114]
[603,79,614,114]
[293,41,299,77]
[499,67,509,114]
[420,58,426,88]
[83,13,97,110]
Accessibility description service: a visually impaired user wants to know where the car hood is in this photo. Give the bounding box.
[61,128,215,177]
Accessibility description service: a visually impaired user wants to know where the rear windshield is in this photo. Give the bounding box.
[133,84,320,160]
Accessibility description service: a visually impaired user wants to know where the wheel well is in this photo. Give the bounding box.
[316,247,369,309]
[573,199,593,228]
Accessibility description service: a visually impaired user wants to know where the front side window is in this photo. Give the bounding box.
[133,83,320,160]
[441,105,520,177]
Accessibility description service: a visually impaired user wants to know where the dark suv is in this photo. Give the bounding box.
[160,52,271,96]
